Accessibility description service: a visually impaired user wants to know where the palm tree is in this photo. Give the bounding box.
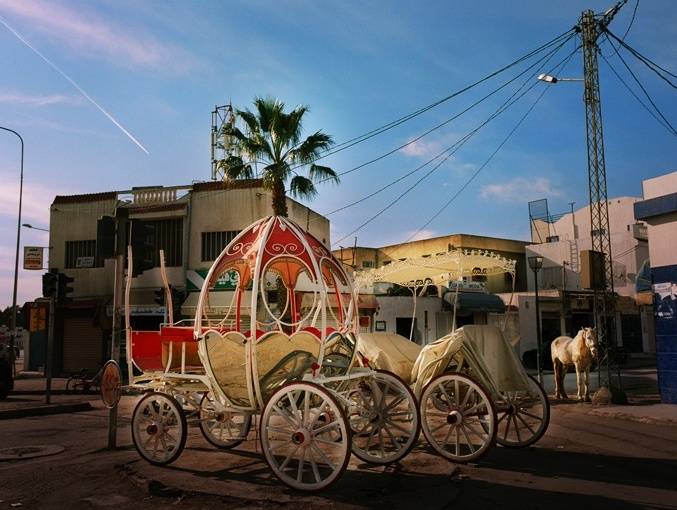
[219,97,339,217]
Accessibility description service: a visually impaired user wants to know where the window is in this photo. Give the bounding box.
[201,230,239,262]
[65,240,101,268]
[471,274,487,282]
[362,260,374,268]
[150,219,184,267]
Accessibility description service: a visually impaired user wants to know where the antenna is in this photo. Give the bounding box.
[210,103,237,180]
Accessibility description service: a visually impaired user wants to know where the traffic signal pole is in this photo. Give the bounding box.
[45,295,55,404]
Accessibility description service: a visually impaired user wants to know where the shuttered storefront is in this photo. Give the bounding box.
[62,317,103,372]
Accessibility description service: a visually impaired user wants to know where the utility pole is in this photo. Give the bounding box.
[579,1,627,397]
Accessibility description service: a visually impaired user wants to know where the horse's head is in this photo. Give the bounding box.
[583,327,598,358]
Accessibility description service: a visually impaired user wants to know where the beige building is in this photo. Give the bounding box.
[46,179,329,373]
[333,234,530,344]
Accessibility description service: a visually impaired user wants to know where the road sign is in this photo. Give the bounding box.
[23,246,43,270]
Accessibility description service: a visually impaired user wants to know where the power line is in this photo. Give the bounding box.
[620,0,639,42]
[603,33,677,136]
[392,49,580,252]
[332,45,580,248]
[290,28,577,167]
[605,29,677,87]
[324,32,576,184]
[599,49,677,137]
[325,37,576,218]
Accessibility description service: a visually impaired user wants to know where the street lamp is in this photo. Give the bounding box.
[0,126,24,378]
[537,73,584,83]
[528,255,544,383]
[22,223,49,232]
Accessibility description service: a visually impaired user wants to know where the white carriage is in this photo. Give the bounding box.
[119,216,420,491]
[355,250,550,463]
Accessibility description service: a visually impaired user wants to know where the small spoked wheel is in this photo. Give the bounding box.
[199,392,252,449]
[131,392,187,466]
[496,374,550,448]
[349,370,420,465]
[420,373,496,463]
[260,381,351,491]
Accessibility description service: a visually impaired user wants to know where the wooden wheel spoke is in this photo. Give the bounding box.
[310,443,336,471]
[516,412,537,435]
[519,409,544,422]
[279,444,301,472]
[460,425,475,453]
[296,447,306,482]
[513,415,522,443]
[314,420,340,435]
[385,418,410,435]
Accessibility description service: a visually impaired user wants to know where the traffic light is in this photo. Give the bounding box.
[42,270,58,298]
[153,288,165,306]
[96,216,116,260]
[130,219,155,277]
[57,272,74,303]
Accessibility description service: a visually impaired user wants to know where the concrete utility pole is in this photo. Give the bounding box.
[579,1,627,395]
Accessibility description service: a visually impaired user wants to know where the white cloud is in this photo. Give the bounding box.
[0,0,194,72]
[0,91,80,107]
[400,138,444,159]
[480,177,562,203]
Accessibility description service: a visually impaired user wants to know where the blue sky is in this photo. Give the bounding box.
[0,0,675,306]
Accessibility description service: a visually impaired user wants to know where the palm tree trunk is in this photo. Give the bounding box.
[271,178,288,217]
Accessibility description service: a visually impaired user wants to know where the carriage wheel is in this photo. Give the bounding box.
[349,370,420,465]
[199,392,252,449]
[496,374,550,448]
[260,381,351,491]
[131,392,187,466]
[420,373,496,463]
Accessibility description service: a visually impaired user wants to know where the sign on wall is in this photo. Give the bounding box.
[186,269,239,292]
[23,246,43,270]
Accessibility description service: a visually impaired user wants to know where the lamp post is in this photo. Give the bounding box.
[528,255,544,383]
[1,126,24,378]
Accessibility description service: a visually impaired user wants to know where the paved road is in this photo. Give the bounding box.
[1,392,676,510]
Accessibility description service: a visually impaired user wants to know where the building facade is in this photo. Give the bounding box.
[634,171,677,403]
[43,179,329,374]
[516,197,652,357]
[334,234,530,345]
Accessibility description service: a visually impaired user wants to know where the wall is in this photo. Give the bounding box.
[372,295,442,345]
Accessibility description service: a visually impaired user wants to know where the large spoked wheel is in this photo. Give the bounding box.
[260,381,351,492]
[349,370,420,465]
[131,392,187,466]
[420,373,496,463]
[496,374,550,448]
[199,392,252,449]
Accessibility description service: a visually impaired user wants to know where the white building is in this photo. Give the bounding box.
[514,197,653,356]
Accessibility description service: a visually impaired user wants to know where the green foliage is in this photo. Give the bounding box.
[219,97,339,216]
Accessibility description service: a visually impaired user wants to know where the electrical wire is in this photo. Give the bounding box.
[324,36,576,217]
[620,0,639,42]
[321,32,577,184]
[605,29,677,87]
[290,28,577,167]
[390,48,580,253]
[332,45,580,247]
[600,49,677,137]
[603,33,677,136]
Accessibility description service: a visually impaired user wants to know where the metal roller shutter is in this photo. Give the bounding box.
[62,317,103,372]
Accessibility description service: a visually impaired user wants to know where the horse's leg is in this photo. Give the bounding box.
[574,362,583,401]
[559,362,569,399]
[584,365,591,402]
[553,360,561,399]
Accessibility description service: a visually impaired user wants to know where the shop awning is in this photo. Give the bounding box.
[180,291,253,316]
[443,292,505,316]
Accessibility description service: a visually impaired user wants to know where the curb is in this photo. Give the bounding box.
[0,401,93,420]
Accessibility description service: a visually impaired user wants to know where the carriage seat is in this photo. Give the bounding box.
[357,333,422,384]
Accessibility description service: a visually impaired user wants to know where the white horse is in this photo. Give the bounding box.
[550,327,598,401]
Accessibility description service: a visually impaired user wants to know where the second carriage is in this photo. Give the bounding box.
[354,249,550,463]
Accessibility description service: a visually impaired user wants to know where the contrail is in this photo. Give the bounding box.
[0,15,149,154]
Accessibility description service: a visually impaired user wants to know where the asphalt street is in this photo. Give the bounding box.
[1,386,676,510]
